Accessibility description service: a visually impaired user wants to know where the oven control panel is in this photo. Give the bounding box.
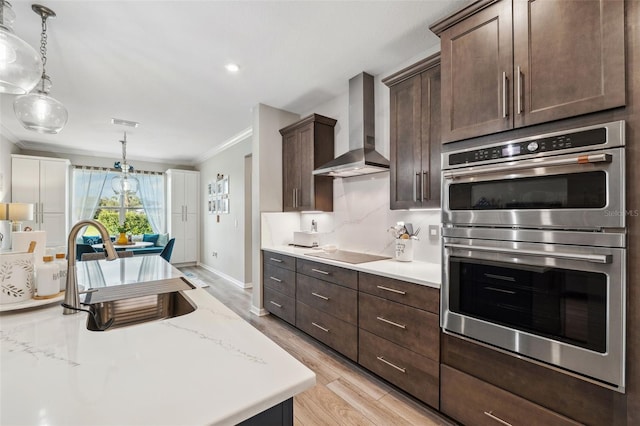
[449,127,607,166]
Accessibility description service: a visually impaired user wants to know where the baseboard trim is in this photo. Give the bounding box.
[250,306,269,317]
[198,263,251,289]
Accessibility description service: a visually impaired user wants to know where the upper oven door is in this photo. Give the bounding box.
[442,147,625,229]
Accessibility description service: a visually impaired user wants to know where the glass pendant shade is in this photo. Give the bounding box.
[112,174,139,195]
[13,77,68,134]
[0,2,42,94]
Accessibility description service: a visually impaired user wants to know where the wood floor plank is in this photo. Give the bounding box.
[327,377,414,426]
[296,385,375,426]
[182,266,454,426]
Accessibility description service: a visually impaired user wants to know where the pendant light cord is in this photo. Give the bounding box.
[39,12,48,80]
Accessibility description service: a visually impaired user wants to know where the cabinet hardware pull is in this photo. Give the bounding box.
[269,258,283,263]
[311,292,329,301]
[415,172,421,202]
[484,411,513,426]
[311,322,329,332]
[376,285,406,295]
[293,188,297,208]
[311,268,330,275]
[41,202,44,224]
[376,316,406,329]
[502,71,508,118]
[422,171,429,201]
[376,356,406,373]
[516,66,523,115]
[269,301,282,308]
[269,276,282,283]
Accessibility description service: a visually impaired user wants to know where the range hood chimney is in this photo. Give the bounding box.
[313,72,389,177]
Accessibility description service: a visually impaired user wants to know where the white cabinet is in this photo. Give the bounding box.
[166,169,199,264]
[11,155,70,247]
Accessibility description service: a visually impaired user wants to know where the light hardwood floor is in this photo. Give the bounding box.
[180,266,456,426]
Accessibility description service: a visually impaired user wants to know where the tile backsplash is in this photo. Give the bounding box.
[262,173,442,265]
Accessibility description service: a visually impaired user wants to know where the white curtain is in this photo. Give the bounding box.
[137,171,165,233]
[72,167,108,223]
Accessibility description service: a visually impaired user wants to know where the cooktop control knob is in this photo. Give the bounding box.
[527,141,539,152]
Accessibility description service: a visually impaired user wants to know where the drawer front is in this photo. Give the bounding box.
[296,301,358,361]
[263,263,296,298]
[297,273,357,324]
[441,365,581,426]
[359,292,439,361]
[359,330,439,408]
[263,251,296,271]
[296,258,357,290]
[359,272,439,313]
[264,287,295,325]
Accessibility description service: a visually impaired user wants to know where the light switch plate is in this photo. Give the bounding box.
[428,225,439,240]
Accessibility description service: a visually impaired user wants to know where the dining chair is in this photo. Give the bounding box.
[81,251,133,261]
[76,244,96,261]
[159,238,175,262]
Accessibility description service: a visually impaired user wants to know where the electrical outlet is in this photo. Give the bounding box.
[428,225,439,240]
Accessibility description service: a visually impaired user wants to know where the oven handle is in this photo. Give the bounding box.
[443,153,611,179]
[444,243,612,264]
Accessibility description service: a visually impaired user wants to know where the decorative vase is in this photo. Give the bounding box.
[116,233,128,245]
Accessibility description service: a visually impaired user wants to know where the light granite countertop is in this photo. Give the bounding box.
[262,245,442,289]
[0,257,315,426]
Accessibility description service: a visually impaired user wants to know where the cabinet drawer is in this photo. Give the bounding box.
[296,301,357,361]
[441,365,581,426]
[264,287,295,326]
[296,258,357,290]
[263,263,296,298]
[297,274,357,325]
[263,251,296,271]
[359,292,438,361]
[359,272,438,313]
[359,330,439,408]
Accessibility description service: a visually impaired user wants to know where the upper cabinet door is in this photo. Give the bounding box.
[421,67,441,207]
[282,130,300,212]
[296,123,314,211]
[169,171,185,213]
[439,0,513,143]
[512,0,625,128]
[39,160,68,214]
[184,172,199,213]
[389,75,422,209]
[11,157,40,204]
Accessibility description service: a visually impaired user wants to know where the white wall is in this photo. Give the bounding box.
[251,104,299,315]
[196,136,252,287]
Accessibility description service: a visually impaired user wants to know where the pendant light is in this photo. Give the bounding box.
[0,0,42,94]
[13,4,67,134]
[111,131,139,195]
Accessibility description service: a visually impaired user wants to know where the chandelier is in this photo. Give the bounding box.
[13,3,68,134]
[111,131,139,195]
[0,0,42,94]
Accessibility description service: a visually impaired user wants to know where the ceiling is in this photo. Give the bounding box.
[1,0,467,165]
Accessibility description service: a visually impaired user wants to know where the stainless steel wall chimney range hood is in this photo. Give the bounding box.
[313,72,390,177]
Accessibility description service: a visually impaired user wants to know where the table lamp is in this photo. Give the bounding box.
[7,203,34,232]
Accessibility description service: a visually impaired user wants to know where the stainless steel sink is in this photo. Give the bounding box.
[84,277,196,331]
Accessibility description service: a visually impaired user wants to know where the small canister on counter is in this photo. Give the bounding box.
[54,253,67,291]
[36,256,60,297]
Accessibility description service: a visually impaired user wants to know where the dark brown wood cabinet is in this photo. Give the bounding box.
[383,53,441,210]
[431,0,625,143]
[358,273,440,408]
[263,251,297,325]
[295,258,359,361]
[441,365,581,426]
[280,114,336,212]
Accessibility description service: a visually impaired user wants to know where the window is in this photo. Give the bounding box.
[72,168,164,236]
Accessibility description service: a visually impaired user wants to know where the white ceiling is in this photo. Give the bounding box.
[1,0,467,165]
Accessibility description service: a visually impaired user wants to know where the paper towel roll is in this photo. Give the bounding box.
[11,231,47,265]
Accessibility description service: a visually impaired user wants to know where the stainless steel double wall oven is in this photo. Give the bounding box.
[440,120,627,392]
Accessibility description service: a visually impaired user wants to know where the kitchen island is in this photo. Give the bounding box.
[0,256,315,425]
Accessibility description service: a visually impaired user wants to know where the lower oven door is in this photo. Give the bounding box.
[442,236,626,392]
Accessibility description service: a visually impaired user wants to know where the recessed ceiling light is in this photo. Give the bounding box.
[111,118,139,128]
[225,63,240,73]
